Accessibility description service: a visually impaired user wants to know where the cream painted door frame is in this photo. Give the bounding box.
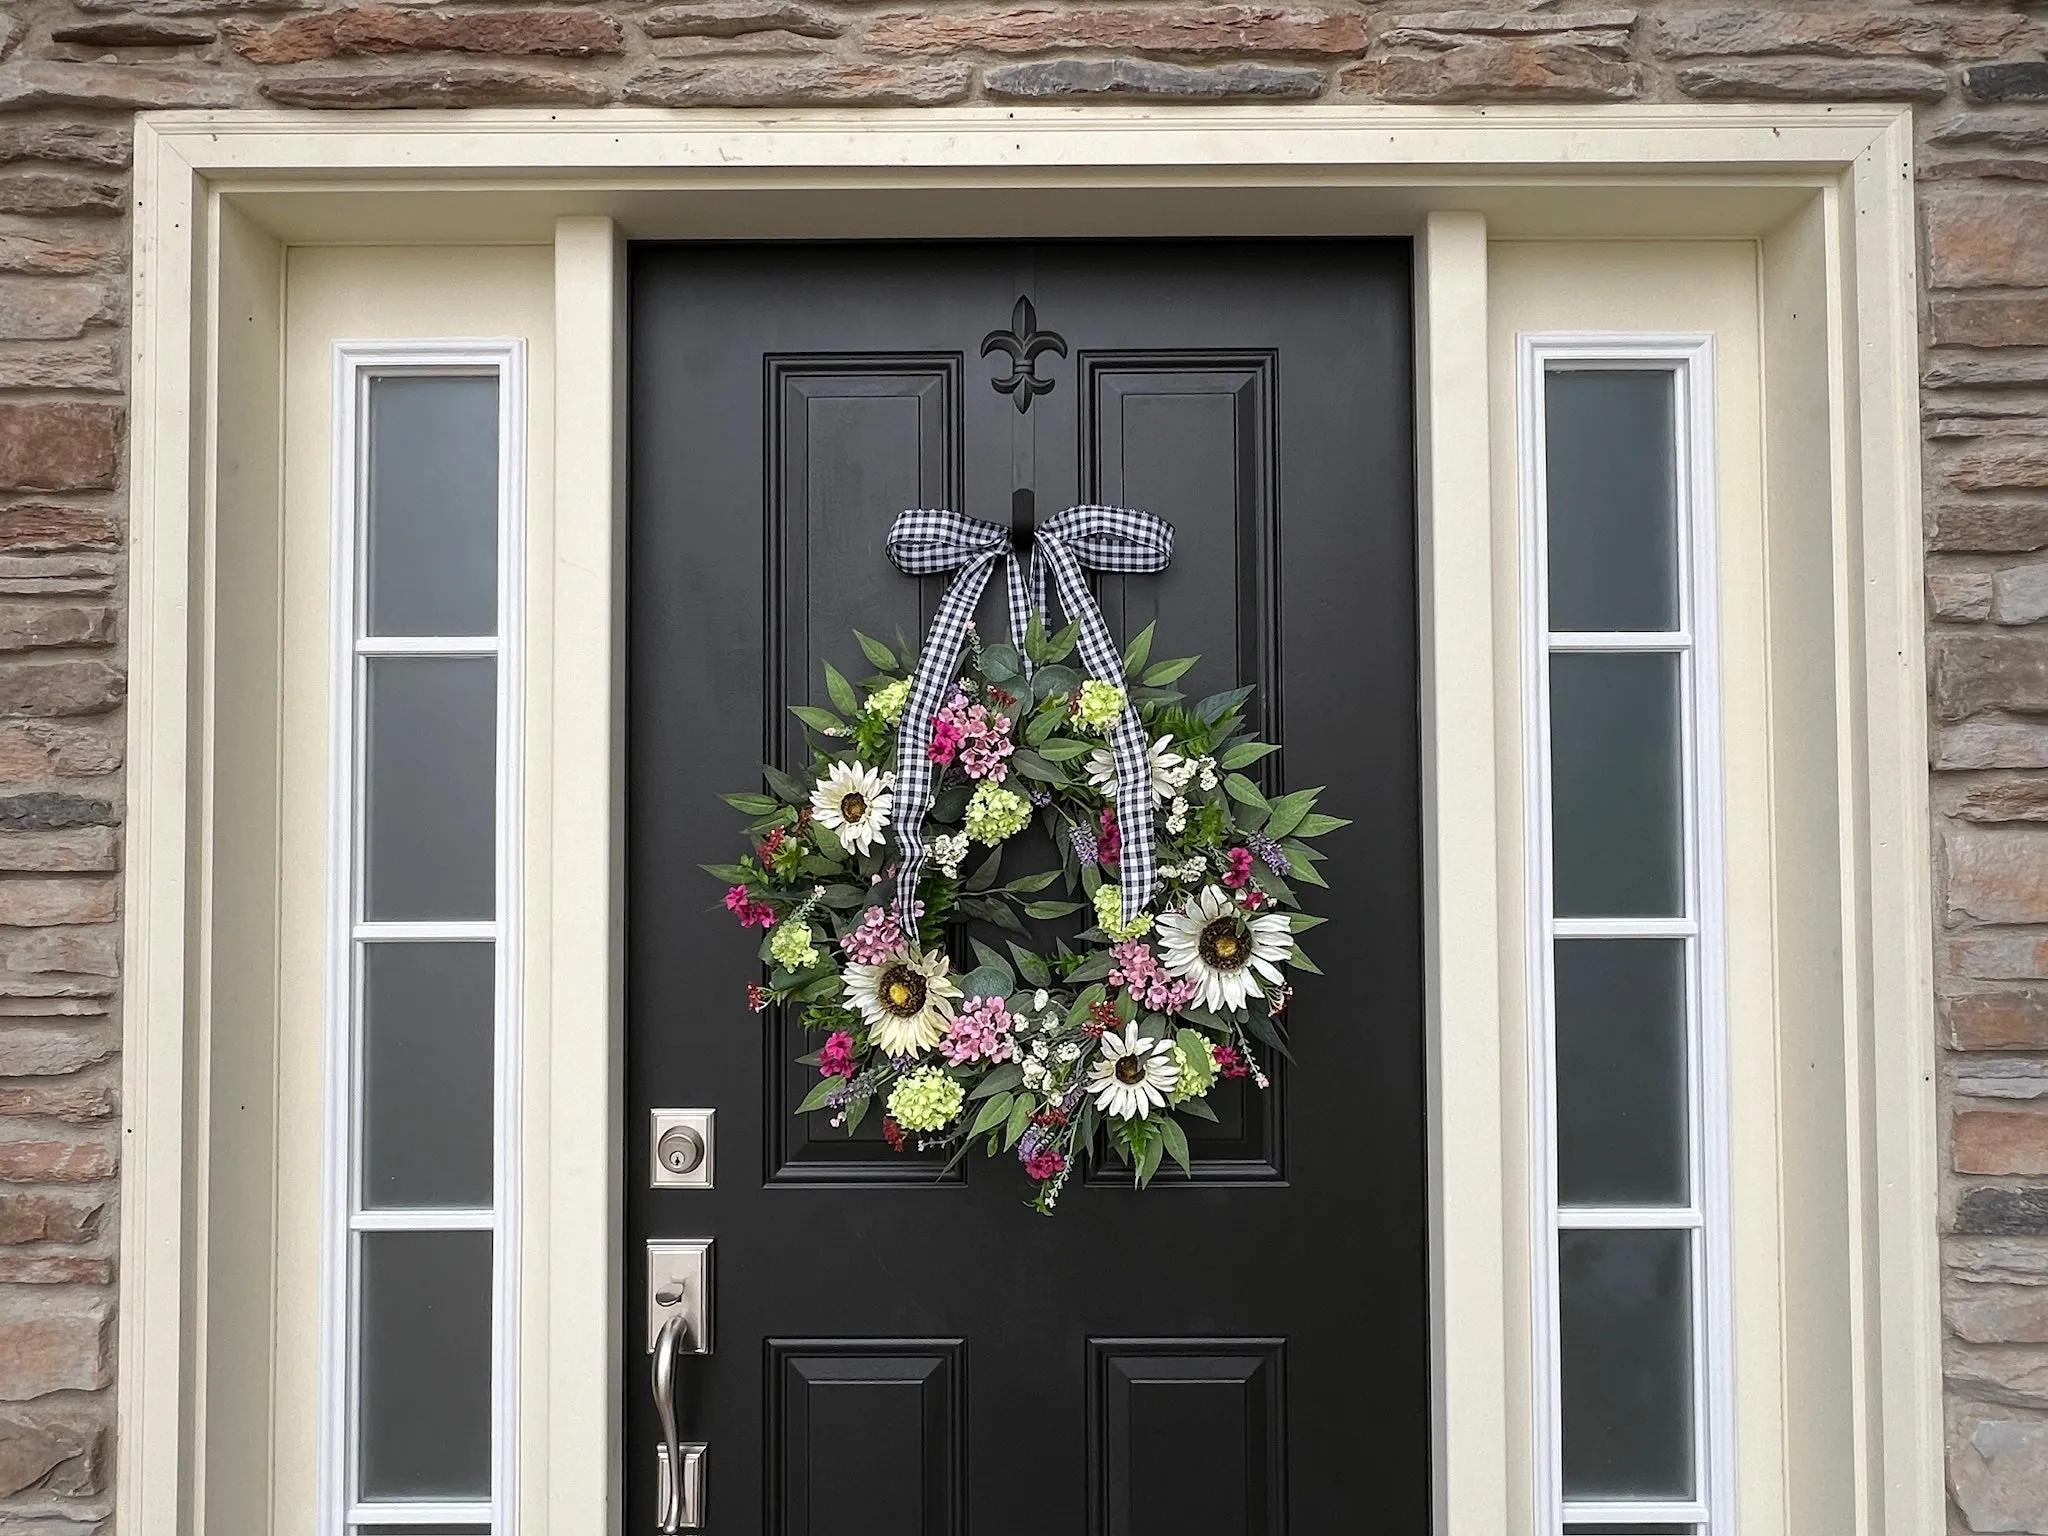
[121,105,1934,1536]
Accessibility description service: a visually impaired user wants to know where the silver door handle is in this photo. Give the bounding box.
[651,1311,706,1531]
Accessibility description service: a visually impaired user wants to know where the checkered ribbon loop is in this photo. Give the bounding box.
[885,505,1176,932]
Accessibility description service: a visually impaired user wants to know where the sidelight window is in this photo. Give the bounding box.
[1520,339,1734,1535]
[323,345,525,1536]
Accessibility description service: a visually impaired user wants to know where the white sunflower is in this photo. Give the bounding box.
[810,760,894,856]
[1086,734,1185,805]
[1154,884,1292,1014]
[1087,1021,1181,1121]
[842,947,959,1058]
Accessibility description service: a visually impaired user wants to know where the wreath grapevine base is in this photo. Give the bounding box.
[709,613,1347,1214]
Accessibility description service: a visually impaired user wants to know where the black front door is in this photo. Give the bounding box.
[628,241,1424,1533]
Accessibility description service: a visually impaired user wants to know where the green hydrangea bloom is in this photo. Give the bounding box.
[1092,882,1153,940]
[768,919,820,972]
[1074,679,1128,734]
[1169,1037,1218,1103]
[865,678,911,725]
[964,781,1031,844]
[888,1066,965,1132]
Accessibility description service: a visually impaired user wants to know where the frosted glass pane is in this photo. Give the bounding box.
[1555,939,1689,1206]
[1550,652,1683,918]
[359,1230,493,1499]
[1545,369,1679,633]
[1560,1229,1693,1500]
[365,375,499,638]
[364,657,496,921]
[362,941,494,1208]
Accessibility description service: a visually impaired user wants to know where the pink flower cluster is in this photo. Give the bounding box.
[1213,1043,1250,1080]
[931,690,1014,780]
[842,902,919,965]
[939,994,1018,1065]
[1097,807,1122,869]
[1222,846,1255,889]
[818,1030,858,1079]
[1108,940,1200,1014]
[725,884,775,928]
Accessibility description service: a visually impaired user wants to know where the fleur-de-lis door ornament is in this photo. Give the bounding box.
[981,296,1068,413]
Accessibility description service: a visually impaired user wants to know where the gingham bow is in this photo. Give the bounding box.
[885,505,1176,930]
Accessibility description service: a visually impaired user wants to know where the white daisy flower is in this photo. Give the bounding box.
[811,760,894,856]
[842,947,959,1058]
[1088,1022,1181,1121]
[1086,734,1185,805]
[1154,884,1292,1014]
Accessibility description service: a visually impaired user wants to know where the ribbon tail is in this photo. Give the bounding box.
[1039,535,1158,924]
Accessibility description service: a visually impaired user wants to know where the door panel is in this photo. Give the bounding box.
[629,240,1424,1532]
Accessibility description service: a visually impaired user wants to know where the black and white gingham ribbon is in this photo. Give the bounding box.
[885,505,1175,931]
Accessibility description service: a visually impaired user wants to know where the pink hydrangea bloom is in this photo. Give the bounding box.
[935,689,1014,781]
[1023,1148,1066,1181]
[1222,846,1256,889]
[842,902,919,965]
[927,716,963,765]
[818,1030,858,1079]
[724,884,775,928]
[939,994,1018,1064]
[1108,940,1200,1013]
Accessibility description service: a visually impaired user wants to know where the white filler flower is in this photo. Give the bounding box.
[843,947,960,1058]
[1154,884,1291,1013]
[1088,1022,1181,1121]
[1086,734,1185,805]
[810,760,894,856]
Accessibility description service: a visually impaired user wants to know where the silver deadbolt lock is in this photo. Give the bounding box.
[659,1125,704,1176]
[650,1109,714,1188]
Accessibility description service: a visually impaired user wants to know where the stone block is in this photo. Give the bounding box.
[0,407,120,495]
[1950,831,2048,922]
[1930,195,2048,290]
[0,1028,113,1078]
[0,664,125,719]
[1928,353,2048,390]
[1970,63,2048,105]
[1940,724,2048,770]
[1934,504,2048,555]
[0,929,119,983]
[0,505,119,553]
[0,283,107,344]
[0,176,123,221]
[223,8,625,64]
[1951,1341,2048,1411]
[1960,783,2048,824]
[1676,59,1948,102]
[1933,634,2048,720]
[1934,111,2048,153]
[0,796,114,833]
[1952,1283,2048,1345]
[1954,935,2048,983]
[0,1139,113,1184]
[49,18,216,46]
[0,1255,111,1286]
[868,6,1370,57]
[0,727,117,779]
[0,222,117,280]
[626,58,973,104]
[0,1409,101,1497]
[1654,9,2031,61]
[0,557,121,599]
[0,1080,114,1124]
[0,62,246,111]
[643,2,845,37]
[1379,11,1634,51]
[0,881,116,929]
[261,66,615,107]
[1954,1057,2048,1099]
[0,342,120,394]
[0,126,128,171]
[1343,41,1635,100]
[1959,1108,2048,1175]
[1957,445,2048,495]
[0,1192,102,1246]
[1951,991,2048,1050]
[984,56,1322,98]
[0,1299,112,1399]
[0,831,117,875]
[1935,571,1996,621]
[1952,1406,2048,1531]
[0,607,114,654]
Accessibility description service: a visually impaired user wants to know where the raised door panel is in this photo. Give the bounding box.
[769,1340,966,1536]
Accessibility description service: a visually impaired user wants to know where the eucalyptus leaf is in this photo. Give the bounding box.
[1008,748,1061,783]
[854,630,898,671]
[822,661,859,717]
[1216,739,1279,771]
[931,782,972,822]
[1032,664,1080,703]
[980,642,1021,683]
[821,883,867,909]
[969,938,1016,988]
[960,964,1012,999]
[789,705,843,734]
[1122,620,1157,678]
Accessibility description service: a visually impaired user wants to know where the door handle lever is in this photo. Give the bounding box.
[651,1310,706,1531]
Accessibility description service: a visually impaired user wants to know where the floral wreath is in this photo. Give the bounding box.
[709,508,1346,1213]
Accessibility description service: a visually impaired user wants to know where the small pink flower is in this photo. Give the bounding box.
[725,884,775,928]
[818,1030,858,1078]
[1024,1149,1066,1181]
[1213,1043,1249,1081]
[1223,847,1255,889]
[1097,807,1122,869]
[1108,940,1199,1014]
[939,994,1018,1065]
[928,717,963,765]
[842,903,913,965]
[746,982,769,1012]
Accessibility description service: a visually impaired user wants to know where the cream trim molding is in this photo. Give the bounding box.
[122,104,1934,1536]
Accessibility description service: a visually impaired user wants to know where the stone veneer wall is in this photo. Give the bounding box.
[0,1,2043,1529]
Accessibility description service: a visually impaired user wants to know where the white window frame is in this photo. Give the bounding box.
[1518,334,1735,1534]
[322,339,528,1536]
